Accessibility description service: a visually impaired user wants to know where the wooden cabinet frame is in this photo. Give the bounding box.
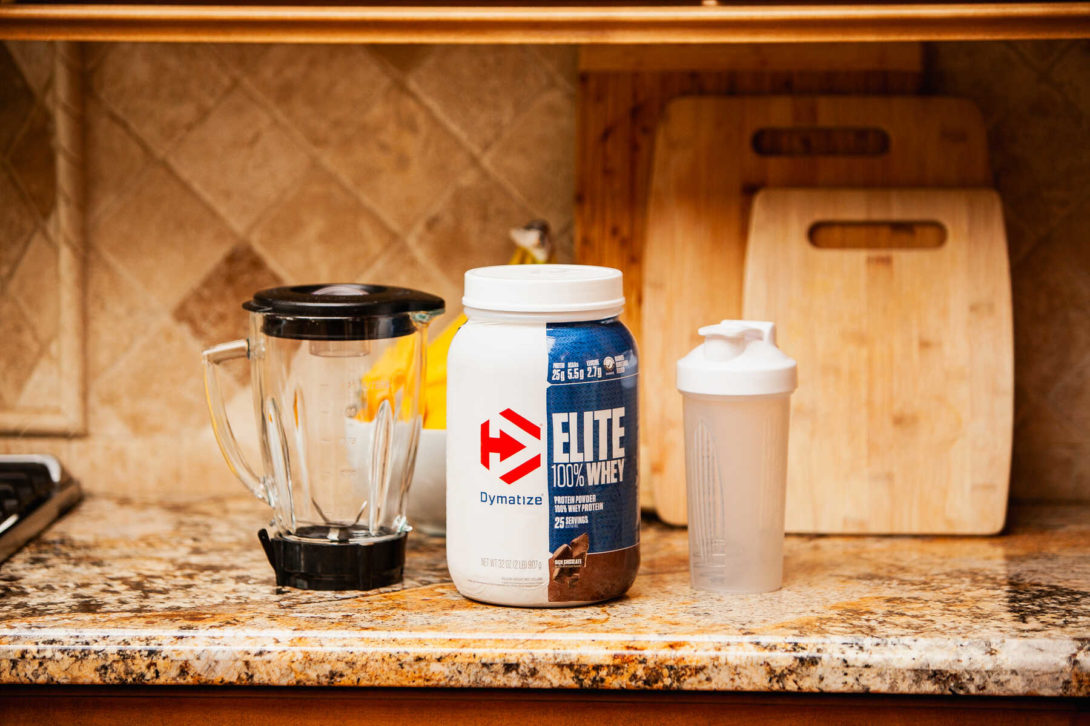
[1,3,1090,44]
[2,686,1089,725]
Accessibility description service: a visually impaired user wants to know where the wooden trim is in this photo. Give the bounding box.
[1,686,1087,726]
[0,42,85,436]
[53,41,86,437]
[580,43,924,72]
[1,3,1089,43]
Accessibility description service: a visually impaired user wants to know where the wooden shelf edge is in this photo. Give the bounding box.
[1,3,1089,43]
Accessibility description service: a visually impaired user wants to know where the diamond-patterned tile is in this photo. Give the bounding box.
[92,43,232,155]
[16,342,60,411]
[0,295,42,407]
[172,242,283,349]
[1003,213,1038,267]
[1030,205,1090,306]
[9,230,59,346]
[410,46,553,152]
[86,246,159,381]
[211,43,272,76]
[0,44,35,153]
[1011,208,1090,415]
[93,163,238,310]
[0,169,35,280]
[326,84,472,234]
[8,100,55,219]
[247,44,390,152]
[990,82,1090,237]
[83,376,157,434]
[181,430,249,501]
[1049,40,1090,119]
[91,318,209,437]
[84,97,152,222]
[60,439,151,498]
[926,42,1039,126]
[410,167,531,286]
[363,240,463,331]
[252,163,397,283]
[487,87,575,226]
[552,223,575,265]
[222,387,261,475]
[1011,400,1089,500]
[168,86,311,234]
[1007,39,1072,72]
[530,45,579,88]
[0,42,589,499]
[368,45,433,76]
[1048,355,1090,434]
[82,43,112,72]
[0,437,71,462]
[4,41,54,97]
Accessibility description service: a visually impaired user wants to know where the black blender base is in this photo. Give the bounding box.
[258,528,407,591]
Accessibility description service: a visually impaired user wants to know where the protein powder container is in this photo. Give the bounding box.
[446,265,639,607]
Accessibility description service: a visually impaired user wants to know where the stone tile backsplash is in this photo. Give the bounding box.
[0,41,575,500]
[0,40,1087,504]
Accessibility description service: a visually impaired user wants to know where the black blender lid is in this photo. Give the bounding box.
[245,283,444,317]
[243,283,444,341]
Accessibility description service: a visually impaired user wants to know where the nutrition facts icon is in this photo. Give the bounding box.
[550,351,630,382]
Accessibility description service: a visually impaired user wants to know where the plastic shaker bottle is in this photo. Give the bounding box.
[676,320,798,593]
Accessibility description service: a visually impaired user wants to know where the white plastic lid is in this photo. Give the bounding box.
[462,264,624,315]
[677,320,798,396]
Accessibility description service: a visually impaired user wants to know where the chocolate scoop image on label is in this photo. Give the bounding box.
[550,532,589,582]
[551,542,574,580]
[547,529,637,603]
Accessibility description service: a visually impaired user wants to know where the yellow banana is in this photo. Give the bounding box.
[422,245,545,428]
[358,231,550,428]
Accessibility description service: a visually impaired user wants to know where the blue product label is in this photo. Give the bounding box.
[545,320,639,557]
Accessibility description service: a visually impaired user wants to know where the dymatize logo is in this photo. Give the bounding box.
[480,408,541,485]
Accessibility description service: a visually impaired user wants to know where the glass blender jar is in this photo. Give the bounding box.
[203,284,443,590]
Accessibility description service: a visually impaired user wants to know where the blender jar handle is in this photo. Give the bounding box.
[202,339,269,505]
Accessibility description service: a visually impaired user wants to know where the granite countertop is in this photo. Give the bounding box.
[0,495,1087,696]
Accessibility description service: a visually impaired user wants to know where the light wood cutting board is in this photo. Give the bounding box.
[643,95,990,525]
[743,188,1013,534]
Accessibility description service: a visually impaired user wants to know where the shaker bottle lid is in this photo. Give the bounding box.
[462,264,624,314]
[676,320,798,396]
[243,283,444,341]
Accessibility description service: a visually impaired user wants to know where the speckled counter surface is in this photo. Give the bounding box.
[0,496,1086,696]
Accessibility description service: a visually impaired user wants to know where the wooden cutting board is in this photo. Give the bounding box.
[743,188,1013,534]
[643,95,990,525]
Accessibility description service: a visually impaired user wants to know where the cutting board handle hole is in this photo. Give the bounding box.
[751,127,890,157]
[808,221,948,249]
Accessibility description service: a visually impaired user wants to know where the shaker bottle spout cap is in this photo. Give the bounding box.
[699,320,775,361]
[677,320,797,397]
